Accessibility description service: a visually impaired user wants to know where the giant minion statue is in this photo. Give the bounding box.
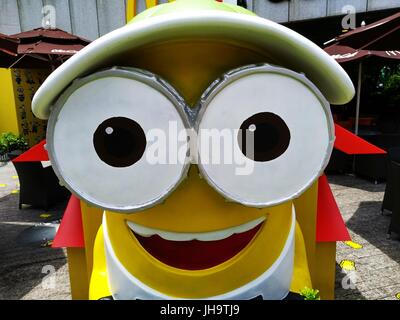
[29,0,359,300]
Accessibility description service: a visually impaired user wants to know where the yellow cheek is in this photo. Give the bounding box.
[106,165,286,232]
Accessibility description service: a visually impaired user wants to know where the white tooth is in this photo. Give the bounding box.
[126,217,265,242]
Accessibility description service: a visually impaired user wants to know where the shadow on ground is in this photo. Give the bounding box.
[334,199,400,300]
[346,200,400,266]
[0,192,69,299]
[328,174,386,193]
[328,173,400,300]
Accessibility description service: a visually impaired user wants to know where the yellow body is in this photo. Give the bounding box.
[65,0,337,300]
[66,248,89,300]
[85,168,333,300]
[71,179,336,300]
[294,183,336,300]
[87,167,314,299]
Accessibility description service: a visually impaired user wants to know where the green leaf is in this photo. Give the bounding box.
[299,287,321,300]
[0,132,28,154]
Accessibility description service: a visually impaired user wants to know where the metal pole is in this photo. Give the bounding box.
[352,62,363,174]
[355,62,362,135]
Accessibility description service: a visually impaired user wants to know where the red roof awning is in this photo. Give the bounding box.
[0,32,19,56]
[10,28,90,56]
[0,28,90,69]
[325,45,400,63]
[17,42,86,56]
[325,11,400,63]
[333,11,400,43]
[9,28,89,44]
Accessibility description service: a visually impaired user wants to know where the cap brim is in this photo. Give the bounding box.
[32,10,355,119]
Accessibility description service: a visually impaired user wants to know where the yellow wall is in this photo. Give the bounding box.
[126,0,173,21]
[0,68,49,146]
[0,68,20,134]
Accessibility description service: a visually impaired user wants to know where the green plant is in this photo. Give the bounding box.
[0,143,6,155]
[0,132,28,155]
[300,287,321,300]
[382,73,400,105]
[370,64,400,107]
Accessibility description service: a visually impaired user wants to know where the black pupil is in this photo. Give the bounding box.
[238,112,290,162]
[93,117,146,167]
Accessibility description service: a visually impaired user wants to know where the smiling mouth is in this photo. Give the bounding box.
[127,217,265,270]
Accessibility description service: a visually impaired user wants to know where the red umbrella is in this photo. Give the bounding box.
[0,33,18,55]
[325,12,400,63]
[0,28,90,69]
[0,33,19,65]
[0,32,49,68]
[325,11,400,134]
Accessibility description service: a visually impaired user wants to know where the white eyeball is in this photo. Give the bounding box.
[197,64,334,207]
[47,68,190,212]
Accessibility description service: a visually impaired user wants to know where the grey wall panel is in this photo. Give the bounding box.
[97,0,125,36]
[246,0,253,12]
[2,0,400,40]
[17,0,44,31]
[368,0,400,11]
[69,0,99,40]
[136,0,146,14]
[289,0,327,21]
[327,0,367,16]
[43,0,72,32]
[253,0,289,23]
[0,0,21,34]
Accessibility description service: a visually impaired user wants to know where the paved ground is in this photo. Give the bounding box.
[0,162,399,300]
[0,162,71,300]
[330,174,400,300]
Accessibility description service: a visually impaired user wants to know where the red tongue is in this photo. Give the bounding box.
[133,224,262,270]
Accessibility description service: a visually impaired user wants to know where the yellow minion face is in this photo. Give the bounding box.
[32,0,354,300]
